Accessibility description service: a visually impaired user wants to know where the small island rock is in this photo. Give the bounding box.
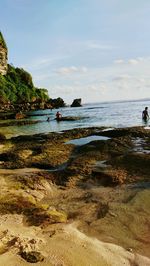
[71,98,82,107]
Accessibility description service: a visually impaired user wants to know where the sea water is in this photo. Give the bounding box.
[0,99,150,138]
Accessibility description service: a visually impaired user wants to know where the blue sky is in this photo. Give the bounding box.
[1,0,150,103]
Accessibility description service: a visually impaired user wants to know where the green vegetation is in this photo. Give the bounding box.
[0,64,49,104]
[0,31,7,49]
[0,31,66,110]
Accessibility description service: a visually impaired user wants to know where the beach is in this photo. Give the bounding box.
[1,0,150,263]
[0,125,150,265]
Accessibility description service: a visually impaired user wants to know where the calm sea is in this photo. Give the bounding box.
[0,99,150,138]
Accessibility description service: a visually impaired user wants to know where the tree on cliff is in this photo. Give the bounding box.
[0,32,7,49]
[0,64,49,104]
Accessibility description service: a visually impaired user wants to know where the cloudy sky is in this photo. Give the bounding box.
[1,0,150,103]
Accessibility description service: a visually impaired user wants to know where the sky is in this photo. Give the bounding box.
[0,0,150,103]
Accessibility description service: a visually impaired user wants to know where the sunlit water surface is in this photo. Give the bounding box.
[0,99,150,138]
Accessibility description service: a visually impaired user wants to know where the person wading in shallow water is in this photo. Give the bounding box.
[142,107,149,122]
[56,111,62,121]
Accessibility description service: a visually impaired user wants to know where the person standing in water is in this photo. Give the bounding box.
[142,107,149,122]
[56,111,62,121]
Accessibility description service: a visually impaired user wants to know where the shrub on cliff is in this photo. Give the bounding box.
[15,67,33,87]
[0,32,7,49]
[0,64,49,105]
[35,88,49,103]
[0,66,65,109]
[0,32,65,110]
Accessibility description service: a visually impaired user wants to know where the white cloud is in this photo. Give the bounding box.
[30,54,150,103]
[114,59,125,64]
[86,40,114,50]
[113,74,131,81]
[55,66,88,75]
[47,83,107,103]
[81,66,88,72]
[33,73,51,82]
[23,55,69,71]
[114,57,150,66]
[128,59,139,65]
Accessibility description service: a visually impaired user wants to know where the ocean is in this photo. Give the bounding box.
[0,99,150,138]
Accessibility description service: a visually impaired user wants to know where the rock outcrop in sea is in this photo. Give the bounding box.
[71,98,82,107]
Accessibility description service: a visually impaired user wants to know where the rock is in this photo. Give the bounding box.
[15,112,26,120]
[39,102,45,109]
[55,116,83,121]
[20,251,44,263]
[44,103,53,109]
[109,211,117,217]
[48,97,66,108]
[28,239,37,244]
[0,112,15,120]
[0,133,6,141]
[46,209,67,223]
[0,32,8,75]
[49,230,56,237]
[126,248,133,252]
[0,119,43,127]
[71,98,82,107]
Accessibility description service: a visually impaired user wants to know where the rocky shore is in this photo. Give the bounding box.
[0,126,150,265]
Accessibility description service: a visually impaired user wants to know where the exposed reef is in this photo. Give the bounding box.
[55,116,88,121]
[0,119,43,127]
[0,126,150,265]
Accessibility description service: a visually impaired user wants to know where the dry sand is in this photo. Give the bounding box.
[0,215,150,266]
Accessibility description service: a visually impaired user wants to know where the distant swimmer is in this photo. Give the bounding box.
[47,117,50,122]
[56,111,62,121]
[142,107,149,122]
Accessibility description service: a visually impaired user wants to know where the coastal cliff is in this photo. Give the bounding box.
[0,32,65,111]
[0,32,7,75]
